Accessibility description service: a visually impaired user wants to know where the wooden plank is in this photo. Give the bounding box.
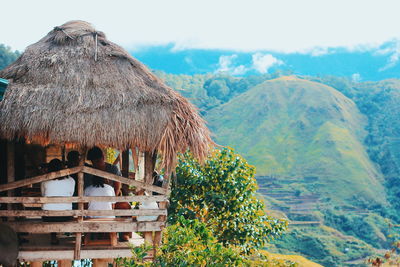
[0,209,167,217]
[0,195,168,203]
[18,249,134,261]
[7,221,165,233]
[82,166,167,195]
[0,166,83,192]
[74,233,82,260]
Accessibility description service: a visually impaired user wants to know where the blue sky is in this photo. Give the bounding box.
[2,0,400,79]
[2,0,400,52]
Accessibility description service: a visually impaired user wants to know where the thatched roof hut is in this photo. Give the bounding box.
[0,20,213,170]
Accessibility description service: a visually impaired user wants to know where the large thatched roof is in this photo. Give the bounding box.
[0,20,213,170]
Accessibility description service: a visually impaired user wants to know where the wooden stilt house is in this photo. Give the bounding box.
[0,20,212,265]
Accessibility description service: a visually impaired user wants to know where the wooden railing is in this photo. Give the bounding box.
[0,165,169,260]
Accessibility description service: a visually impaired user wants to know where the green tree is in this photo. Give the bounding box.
[0,44,20,70]
[169,147,287,253]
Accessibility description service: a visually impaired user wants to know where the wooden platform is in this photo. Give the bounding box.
[17,233,144,261]
[7,219,164,233]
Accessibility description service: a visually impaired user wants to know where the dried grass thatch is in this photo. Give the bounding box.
[0,20,213,171]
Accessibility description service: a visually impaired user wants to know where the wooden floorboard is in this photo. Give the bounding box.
[17,233,144,261]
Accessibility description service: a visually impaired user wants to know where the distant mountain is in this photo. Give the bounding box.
[132,40,400,81]
[2,42,400,266]
[205,76,386,206]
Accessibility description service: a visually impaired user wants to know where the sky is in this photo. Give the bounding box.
[2,0,400,53]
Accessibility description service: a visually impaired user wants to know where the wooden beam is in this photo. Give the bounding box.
[0,166,83,192]
[137,152,145,181]
[18,249,135,261]
[154,201,168,248]
[131,147,138,174]
[7,221,165,233]
[77,147,86,220]
[82,166,167,195]
[0,209,167,217]
[0,195,168,203]
[74,233,82,260]
[144,152,157,185]
[121,149,129,178]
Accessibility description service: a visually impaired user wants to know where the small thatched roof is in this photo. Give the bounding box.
[0,20,213,170]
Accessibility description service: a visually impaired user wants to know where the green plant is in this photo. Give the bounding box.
[169,147,287,253]
[117,217,294,267]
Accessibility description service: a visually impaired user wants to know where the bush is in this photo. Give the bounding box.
[117,217,295,267]
[169,147,287,253]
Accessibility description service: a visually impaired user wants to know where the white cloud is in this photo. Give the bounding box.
[378,39,400,71]
[309,47,330,57]
[216,55,247,75]
[252,53,283,73]
[217,55,237,72]
[352,73,361,82]
[231,65,247,75]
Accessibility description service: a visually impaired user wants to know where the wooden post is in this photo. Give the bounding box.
[154,171,170,249]
[30,261,43,267]
[58,260,72,267]
[143,152,158,259]
[136,152,145,182]
[7,141,15,218]
[144,152,156,186]
[74,147,86,260]
[61,145,66,165]
[131,147,139,174]
[121,149,129,178]
[93,258,113,267]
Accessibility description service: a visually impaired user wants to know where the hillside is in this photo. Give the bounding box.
[2,45,399,266]
[206,76,386,206]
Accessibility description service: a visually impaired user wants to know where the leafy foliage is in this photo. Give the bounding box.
[156,217,247,266]
[169,147,287,253]
[0,44,20,70]
[117,217,295,267]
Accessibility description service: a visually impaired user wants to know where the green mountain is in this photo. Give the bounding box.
[206,76,386,206]
[155,72,398,265]
[2,45,398,265]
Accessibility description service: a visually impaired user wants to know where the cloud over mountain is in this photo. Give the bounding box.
[252,53,283,73]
